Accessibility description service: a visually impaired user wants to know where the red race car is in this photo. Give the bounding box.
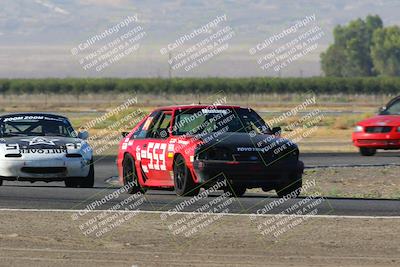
[117,105,304,197]
[353,96,400,156]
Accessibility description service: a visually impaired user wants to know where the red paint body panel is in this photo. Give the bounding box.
[117,105,224,188]
[352,115,400,149]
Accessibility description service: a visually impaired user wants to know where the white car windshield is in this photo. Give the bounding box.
[0,115,75,138]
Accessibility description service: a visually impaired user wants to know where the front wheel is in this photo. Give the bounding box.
[173,155,199,196]
[123,154,145,194]
[359,147,376,156]
[80,160,95,188]
[65,159,95,188]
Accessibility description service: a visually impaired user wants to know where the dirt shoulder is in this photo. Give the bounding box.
[249,166,400,199]
[302,166,400,199]
[0,211,399,267]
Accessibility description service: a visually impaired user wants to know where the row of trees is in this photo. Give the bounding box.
[321,15,400,77]
[0,77,399,94]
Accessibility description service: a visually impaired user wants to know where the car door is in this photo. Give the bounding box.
[139,110,172,183]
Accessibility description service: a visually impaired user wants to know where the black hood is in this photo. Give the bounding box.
[195,132,298,161]
[198,132,295,150]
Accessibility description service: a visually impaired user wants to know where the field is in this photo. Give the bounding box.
[0,92,393,155]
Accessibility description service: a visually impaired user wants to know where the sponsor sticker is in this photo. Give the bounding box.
[20,148,67,154]
[167,143,175,152]
[201,109,228,114]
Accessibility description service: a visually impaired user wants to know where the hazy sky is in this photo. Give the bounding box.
[1,0,399,78]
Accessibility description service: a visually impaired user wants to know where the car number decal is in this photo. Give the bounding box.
[138,142,167,171]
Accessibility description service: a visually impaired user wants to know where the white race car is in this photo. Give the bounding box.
[0,113,94,188]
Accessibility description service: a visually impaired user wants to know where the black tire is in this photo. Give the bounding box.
[360,147,376,156]
[173,155,199,196]
[276,178,302,198]
[65,178,79,188]
[80,160,95,188]
[65,159,94,188]
[224,185,246,197]
[261,186,273,193]
[0,179,3,186]
[123,154,145,194]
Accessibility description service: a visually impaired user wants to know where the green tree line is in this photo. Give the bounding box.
[321,15,400,77]
[0,77,399,95]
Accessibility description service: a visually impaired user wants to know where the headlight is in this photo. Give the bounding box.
[196,147,232,160]
[354,126,363,133]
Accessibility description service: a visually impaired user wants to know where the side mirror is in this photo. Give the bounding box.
[378,106,386,114]
[271,127,282,135]
[78,130,89,140]
[121,132,129,138]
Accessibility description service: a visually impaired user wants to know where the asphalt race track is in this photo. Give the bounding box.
[302,152,400,168]
[0,152,399,216]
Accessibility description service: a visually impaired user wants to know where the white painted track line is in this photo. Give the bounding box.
[0,208,399,219]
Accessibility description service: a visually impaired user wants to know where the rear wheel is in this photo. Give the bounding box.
[173,155,199,196]
[123,154,145,194]
[359,147,376,156]
[276,177,302,198]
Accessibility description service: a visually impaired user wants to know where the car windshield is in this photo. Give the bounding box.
[380,100,400,115]
[173,107,270,136]
[0,115,75,138]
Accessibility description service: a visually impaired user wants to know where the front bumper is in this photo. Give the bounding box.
[0,158,91,181]
[352,132,400,149]
[193,158,304,188]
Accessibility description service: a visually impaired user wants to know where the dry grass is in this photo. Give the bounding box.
[250,166,400,199]
[0,93,389,154]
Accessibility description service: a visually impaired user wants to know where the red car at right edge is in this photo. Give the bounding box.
[353,96,400,156]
